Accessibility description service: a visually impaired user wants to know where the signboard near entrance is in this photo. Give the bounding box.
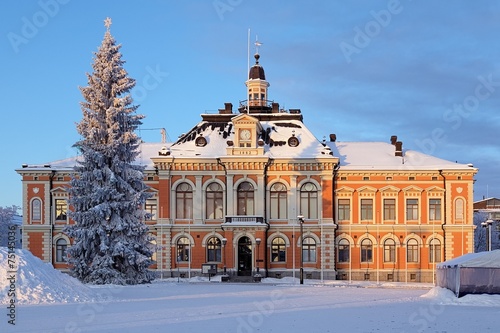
[202,263,217,281]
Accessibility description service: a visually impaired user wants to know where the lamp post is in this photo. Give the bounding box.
[481,219,494,251]
[222,238,227,275]
[298,215,304,285]
[255,238,261,274]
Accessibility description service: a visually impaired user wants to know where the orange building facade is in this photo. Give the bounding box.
[16,54,477,283]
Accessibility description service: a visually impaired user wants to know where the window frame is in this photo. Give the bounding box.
[338,238,350,263]
[383,238,396,263]
[271,237,286,262]
[406,198,419,220]
[360,238,373,262]
[31,198,42,221]
[429,238,441,263]
[206,182,224,219]
[429,198,441,221]
[55,238,67,263]
[302,237,317,263]
[360,199,373,221]
[176,237,190,262]
[383,198,396,220]
[270,183,287,220]
[300,182,318,219]
[176,182,193,219]
[338,199,350,221]
[407,238,419,263]
[237,182,254,215]
[206,237,222,262]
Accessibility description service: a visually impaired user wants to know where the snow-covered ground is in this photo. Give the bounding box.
[2,247,500,333]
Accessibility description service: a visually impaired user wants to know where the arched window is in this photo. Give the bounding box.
[338,238,350,263]
[237,182,254,215]
[176,237,190,262]
[300,182,318,219]
[455,198,464,221]
[206,182,224,219]
[31,198,41,221]
[207,237,221,262]
[384,238,396,263]
[302,237,316,262]
[361,238,373,262]
[270,183,287,219]
[271,237,286,262]
[429,238,441,263]
[176,183,193,219]
[55,238,67,262]
[407,238,419,262]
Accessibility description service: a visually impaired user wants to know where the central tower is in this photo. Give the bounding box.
[242,52,271,113]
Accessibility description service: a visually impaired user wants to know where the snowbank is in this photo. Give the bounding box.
[422,287,500,306]
[0,247,102,304]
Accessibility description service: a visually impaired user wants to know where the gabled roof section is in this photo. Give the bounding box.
[232,113,263,131]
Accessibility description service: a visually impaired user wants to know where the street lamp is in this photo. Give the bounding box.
[298,215,304,285]
[222,238,227,275]
[255,238,261,274]
[481,219,494,251]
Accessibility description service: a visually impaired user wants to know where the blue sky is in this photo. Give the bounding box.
[1,0,499,208]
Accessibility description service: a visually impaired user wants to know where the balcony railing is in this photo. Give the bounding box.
[224,215,265,224]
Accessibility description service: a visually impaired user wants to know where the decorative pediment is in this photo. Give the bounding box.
[335,186,355,193]
[357,185,377,193]
[50,186,68,197]
[402,185,423,193]
[379,185,400,193]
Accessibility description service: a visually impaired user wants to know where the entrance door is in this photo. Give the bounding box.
[237,236,252,276]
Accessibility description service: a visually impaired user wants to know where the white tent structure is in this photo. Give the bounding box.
[436,250,500,297]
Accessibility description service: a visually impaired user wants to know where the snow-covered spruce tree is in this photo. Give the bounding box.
[65,18,155,285]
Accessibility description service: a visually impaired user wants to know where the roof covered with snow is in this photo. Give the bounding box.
[327,141,476,171]
[16,112,477,173]
[167,116,333,159]
[437,250,500,269]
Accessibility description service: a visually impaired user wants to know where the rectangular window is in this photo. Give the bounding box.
[338,242,350,263]
[407,244,419,262]
[360,199,373,220]
[383,199,396,220]
[338,199,350,221]
[429,199,441,220]
[55,199,67,221]
[145,198,157,220]
[406,199,419,220]
[429,243,442,263]
[361,243,373,262]
[270,192,287,219]
[384,244,395,262]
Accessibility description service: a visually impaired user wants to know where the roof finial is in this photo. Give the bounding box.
[255,35,262,55]
[254,36,263,64]
[104,17,112,31]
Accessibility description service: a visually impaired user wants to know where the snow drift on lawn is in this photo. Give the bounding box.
[0,247,102,304]
[2,246,500,307]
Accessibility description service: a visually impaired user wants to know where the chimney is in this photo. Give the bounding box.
[390,135,397,145]
[395,141,403,157]
[272,102,279,113]
[219,102,233,114]
[329,133,337,142]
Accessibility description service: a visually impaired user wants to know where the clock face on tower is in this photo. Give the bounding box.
[240,129,251,140]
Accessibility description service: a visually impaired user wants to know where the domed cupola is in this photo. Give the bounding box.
[249,54,266,80]
[245,51,270,112]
